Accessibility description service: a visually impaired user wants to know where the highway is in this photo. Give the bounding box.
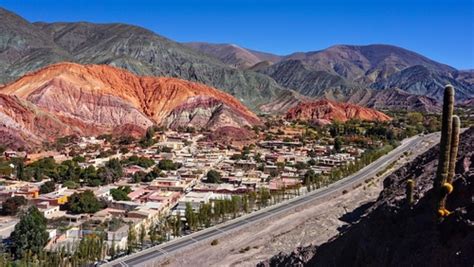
[107,133,435,267]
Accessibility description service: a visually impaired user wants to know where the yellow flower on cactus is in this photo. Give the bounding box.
[442,183,454,194]
[437,209,445,217]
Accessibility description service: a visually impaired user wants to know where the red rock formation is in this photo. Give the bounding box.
[285,99,391,125]
[0,62,261,149]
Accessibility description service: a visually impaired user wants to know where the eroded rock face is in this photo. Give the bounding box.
[285,99,391,125]
[165,95,258,130]
[0,95,76,150]
[0,62,261,149]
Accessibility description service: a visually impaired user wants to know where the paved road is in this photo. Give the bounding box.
[107,134,435,267]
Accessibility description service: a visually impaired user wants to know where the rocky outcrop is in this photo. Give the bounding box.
[0,62,261,149]
[260,127,474,267]
[285,99,391,124]
[164,95,259,130]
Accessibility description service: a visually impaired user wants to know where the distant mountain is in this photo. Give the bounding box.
[258,59,354,98]
[186,42,473,101]
[0,8,294,110]
[0,62,261,150]
[268,45,473,101]
[285,99,391,125]
[184,42,281,69]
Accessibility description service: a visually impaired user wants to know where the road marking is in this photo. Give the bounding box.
[215,228,226,234]
[157,248,168,255]
[189,237,200,243]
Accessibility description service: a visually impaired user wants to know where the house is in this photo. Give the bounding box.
[124,165,146,176]
[140,191,181,210]
[35,188,71,205]
[148,177,190,192]
[175,191,214,214]
[108,201,141,211]
[93,185,115,200]
[36,201,62,219]
[268,178,301,191]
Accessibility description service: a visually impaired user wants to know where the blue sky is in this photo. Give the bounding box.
[2,0,473,69]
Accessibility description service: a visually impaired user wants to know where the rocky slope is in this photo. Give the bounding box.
[285,100,391,124]
[0,94,81,150]
[184,42,281,69]
[260,127,474,267]
[347,88,441,113]
[0,62,261,149]
[0,8,294,110]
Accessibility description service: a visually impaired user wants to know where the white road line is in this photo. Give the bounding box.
[215,228,226,234]
[157,248,169,255]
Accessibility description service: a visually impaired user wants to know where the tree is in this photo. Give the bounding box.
[334,137,342,152]
[105,159,123,182]
[110,186,132,201]
[139,126,156,148]
[407,112,423,125]
[149,225,157,245]
[206,170,222,184]
[110,235,116,259]
[10,206,49,259]
[2,196,27,216]
[127,226,137,254]
[63,180,79,189]
[66,190,104,214]
[185,203,197,231]
[158,159,178,171]
[39,181,56,194]
[139,224,146,247]
[258,188,271,208]
[15,160,26,181]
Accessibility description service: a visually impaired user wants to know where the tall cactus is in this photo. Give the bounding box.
[435,85,461,218]
[434,85,454,189]
[406,179,415,207]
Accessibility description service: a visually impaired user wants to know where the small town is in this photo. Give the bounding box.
[0,116,407,263]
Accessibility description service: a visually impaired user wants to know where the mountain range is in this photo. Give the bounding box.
[187,43,473,101]
[1,7,472,115]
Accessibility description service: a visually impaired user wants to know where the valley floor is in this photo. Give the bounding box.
[139,133,439,267]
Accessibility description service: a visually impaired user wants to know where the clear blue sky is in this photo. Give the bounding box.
[2,0,473,69]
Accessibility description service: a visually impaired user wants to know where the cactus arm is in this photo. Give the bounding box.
[447,115,460,184]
